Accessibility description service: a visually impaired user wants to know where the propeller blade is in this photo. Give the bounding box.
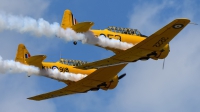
[118,73,126,80]
[162,58,165,70]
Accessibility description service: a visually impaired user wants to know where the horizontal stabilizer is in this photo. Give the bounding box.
[70,22,94,33]
[25,55,46,67]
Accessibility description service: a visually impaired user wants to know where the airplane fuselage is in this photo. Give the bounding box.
[92,29,145,44]
[41,62,95,75]
[91,28,170,60]
[39,61,119,90]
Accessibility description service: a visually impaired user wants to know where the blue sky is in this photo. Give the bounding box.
[0,0,200,112]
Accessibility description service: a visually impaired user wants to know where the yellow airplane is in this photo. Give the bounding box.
[60,9,190,69]
[15,44,127,101]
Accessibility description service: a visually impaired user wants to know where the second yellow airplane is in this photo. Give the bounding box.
[15,44,127,101]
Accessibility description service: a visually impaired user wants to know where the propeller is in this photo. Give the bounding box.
[118,73,126,80]
[162,58,165,70]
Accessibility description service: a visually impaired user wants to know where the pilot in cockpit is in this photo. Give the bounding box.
[60,58,64,64]
[130,29,135,35]
[127,29,131,35]
[123,29,128,34]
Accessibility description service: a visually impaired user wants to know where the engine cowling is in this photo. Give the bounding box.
[151,44,170,60]
[100,75,119,90]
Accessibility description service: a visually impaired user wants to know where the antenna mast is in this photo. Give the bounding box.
[60,51,62,59]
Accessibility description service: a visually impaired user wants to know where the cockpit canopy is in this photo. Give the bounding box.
[106,26,147,37]
[59,58,88,66]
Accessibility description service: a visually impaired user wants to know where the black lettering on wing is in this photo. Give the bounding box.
[153,37,169,47]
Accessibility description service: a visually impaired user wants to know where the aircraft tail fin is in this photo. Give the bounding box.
[15,44,46,68]
[15,44,31,64]
[61,9,94,33]
[61,9,78,29]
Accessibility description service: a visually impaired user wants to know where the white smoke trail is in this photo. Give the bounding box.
[83,31,133,50]
[97,36,133,50]
[0,56,39,75]
[0,56,86,81]
[40,69,86,82]
[0,12,133,50]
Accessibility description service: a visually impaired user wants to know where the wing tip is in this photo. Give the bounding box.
[170,18,191,29]
[175,18,191,23]
[27,97,40,101]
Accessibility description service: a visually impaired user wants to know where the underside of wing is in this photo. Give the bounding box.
[28,64,127,101]
[77,18,190,69]
[27,87,79,101]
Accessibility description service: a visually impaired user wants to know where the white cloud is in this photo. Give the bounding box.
[0,34,58,112]
[0,75,56,112]
[107,0,200,112]
[0,0,51,59]
[0,0,58,112]
[0,0,50,17]
[128,0,199,35]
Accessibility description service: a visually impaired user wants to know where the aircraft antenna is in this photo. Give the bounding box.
[189,22,198,25]
[60,51,62,59]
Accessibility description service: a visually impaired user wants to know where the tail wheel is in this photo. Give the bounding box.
[73,41,77,45]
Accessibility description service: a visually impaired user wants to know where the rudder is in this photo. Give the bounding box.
[15,44,31,64]
[61,9,78,29]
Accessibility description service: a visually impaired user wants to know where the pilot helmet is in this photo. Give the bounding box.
[60,58,64,63]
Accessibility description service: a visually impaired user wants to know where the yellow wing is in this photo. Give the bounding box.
[77,18,190,69]
[28,64,126,101]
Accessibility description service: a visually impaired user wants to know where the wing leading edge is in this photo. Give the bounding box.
[77,18,190,69]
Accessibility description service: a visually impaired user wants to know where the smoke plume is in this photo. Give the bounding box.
[83,31,133,50]
[0,56,86,81]
[0,12,133,50]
